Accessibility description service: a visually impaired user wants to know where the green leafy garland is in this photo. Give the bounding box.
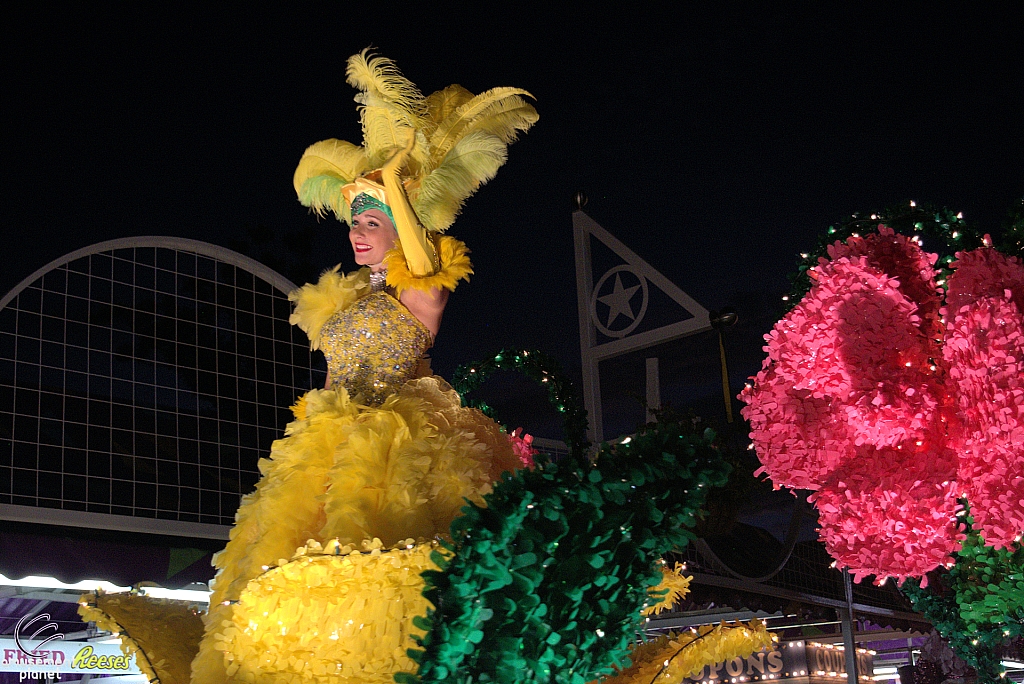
[452,348,591,460]
[902,513,1024,684]
[400,418,730,684]
[997,196,1024,258]
[784,201,984,311]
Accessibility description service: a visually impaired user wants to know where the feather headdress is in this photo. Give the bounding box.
[293,49,537,232]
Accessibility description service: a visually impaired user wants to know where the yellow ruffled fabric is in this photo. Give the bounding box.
[599,621,775,684]
[191,376,519,683]
[207,539,444,684]
[288,266,370,350]
[384,235,473,295]
[78,591,204,684]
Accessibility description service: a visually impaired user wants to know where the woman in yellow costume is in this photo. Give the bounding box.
[193,51,540,683]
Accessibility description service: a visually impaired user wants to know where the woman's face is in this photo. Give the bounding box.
[349,209,398,269]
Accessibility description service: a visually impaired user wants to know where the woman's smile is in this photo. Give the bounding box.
[349,208,398,269]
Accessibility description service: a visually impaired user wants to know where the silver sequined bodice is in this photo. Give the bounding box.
[319,292,432,405]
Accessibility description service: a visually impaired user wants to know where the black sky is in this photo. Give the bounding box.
[3,5,1022,437]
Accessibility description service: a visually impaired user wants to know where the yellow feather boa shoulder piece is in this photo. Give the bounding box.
[288,266,370,350]
[384,235,473,296]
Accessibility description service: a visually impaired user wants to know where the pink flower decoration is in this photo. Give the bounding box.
[944,240,1024,316]
[827,226,944,341]
[741,364,854,490]
[741,233,947,486]
[944,248,1024,549]
[810,445,961,584]
[742,230,1024,580]
[740,227,964,583]
[508,427,537,469]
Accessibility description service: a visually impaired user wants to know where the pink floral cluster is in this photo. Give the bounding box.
[809,445,960,584]
[509,428,538,469]
[740,227,1024,583]
[943,247,1024,550]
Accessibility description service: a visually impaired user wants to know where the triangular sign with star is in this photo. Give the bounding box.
[573,209,710,362]
[572,207,712,442]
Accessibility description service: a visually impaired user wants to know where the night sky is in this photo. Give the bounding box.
[3,6,1022,439]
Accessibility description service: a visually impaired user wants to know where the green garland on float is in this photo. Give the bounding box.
[452,348,591,460]
[400,417,730,684]
[999,196,1024,258]
[902,512,1024,684]
[784,201,984,311]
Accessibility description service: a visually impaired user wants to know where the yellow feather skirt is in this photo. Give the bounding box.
[80,376,519,684]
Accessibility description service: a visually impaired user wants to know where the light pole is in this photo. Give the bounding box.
[710,308,738,423]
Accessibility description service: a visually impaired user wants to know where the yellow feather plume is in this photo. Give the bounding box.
[413,132,509,232]
[427,87,536,161]
[345,49,425,120]
[288,266,370,350]
[346,50,426,166]
[290,393,308,422]
[296,51,536,235]
[294,139,369,221]
[424,84,476,128]
[471,95,542,143]
[355,92,420,168]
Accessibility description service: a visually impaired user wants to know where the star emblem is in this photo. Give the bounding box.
[598,273,641,328]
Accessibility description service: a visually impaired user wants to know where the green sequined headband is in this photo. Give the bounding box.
[350,193,395,225]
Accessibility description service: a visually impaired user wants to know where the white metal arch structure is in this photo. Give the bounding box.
[0,237,298,312]
[0,237,320,539]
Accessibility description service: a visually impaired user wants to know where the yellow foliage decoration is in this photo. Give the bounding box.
[644,562,693,616]
[598,621,776,684]
[288,266,370,350]
[204,539,445,684]
[78,591,204,684]
[384,235,473,295]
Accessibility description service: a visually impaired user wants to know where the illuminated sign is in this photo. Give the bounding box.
[684,640,874,684]
[0,639,141,675]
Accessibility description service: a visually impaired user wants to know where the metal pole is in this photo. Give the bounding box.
[645,357,660,423]
[718,331,734,423]
[572,206,602,443]
[841,570,859,684]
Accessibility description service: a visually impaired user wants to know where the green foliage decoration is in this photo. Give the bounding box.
[400,417,731,684]
[902,512,1024,684]
[452,348,591,460]
[646,407,767,539]
[996,196,1024,258]
[784,202,983,311]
